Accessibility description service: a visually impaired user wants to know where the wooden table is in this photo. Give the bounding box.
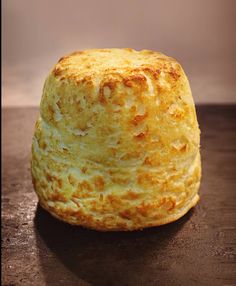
[2,105,236,286]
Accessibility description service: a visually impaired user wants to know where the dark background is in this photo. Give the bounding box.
[2,106,236,285]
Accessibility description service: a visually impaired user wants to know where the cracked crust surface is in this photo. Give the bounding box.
[31,48,201,231]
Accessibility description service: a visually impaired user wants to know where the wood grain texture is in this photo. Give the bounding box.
[2,105,236,286]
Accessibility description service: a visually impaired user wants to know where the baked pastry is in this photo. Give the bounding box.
[31,48,201,231]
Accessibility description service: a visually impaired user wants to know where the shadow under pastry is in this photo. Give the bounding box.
[34,203,194,286]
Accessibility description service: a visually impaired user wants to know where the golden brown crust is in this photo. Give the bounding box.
[31,48,201,231]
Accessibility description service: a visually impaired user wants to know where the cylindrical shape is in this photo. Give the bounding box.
[31,48,201,231]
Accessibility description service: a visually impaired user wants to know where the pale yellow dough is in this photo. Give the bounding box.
[31,48,201,231]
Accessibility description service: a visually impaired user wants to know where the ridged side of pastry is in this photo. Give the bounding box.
[31,48,201,231]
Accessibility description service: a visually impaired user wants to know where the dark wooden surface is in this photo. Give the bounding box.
[2,105,236,286]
